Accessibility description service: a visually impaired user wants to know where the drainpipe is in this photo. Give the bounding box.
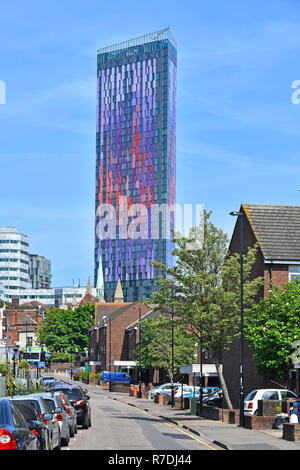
[269,261,273,289]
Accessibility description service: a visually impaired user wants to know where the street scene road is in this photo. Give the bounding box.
[62,388,218,451]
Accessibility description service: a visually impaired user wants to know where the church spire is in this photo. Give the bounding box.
[85,276,93,296]
[96,259,105,302]
[114,277,124,303]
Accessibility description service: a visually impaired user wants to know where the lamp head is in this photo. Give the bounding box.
[229,211,243,217]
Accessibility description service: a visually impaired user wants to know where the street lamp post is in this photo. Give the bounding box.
[230,210,244,427]
[171,301,175,407]
[133,306,142,398]
[109,317,112,392]
[199,340,204,415]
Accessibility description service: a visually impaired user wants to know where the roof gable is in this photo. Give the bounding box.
[242,204,300,261]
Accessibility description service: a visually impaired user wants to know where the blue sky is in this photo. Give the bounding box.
[1,0,300,286]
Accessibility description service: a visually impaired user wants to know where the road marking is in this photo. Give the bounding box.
[107,397,218,451]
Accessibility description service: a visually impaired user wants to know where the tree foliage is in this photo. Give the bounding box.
[135,316,196,382]
[37,303,95,353]
[149,211,263,408]
[245,278,300,378]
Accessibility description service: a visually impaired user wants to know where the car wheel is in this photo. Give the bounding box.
[82,415,89,429]
[70,425,75,438]
[61,435,70,447]
[88,415,92,427]
[54,441,61,451]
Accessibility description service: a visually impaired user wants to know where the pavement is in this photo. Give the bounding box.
[53,373,300,451]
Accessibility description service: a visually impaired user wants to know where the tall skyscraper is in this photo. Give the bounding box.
[95,28,177,302]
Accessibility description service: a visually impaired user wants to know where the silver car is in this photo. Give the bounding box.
[12,394,61,450]
[53,391,77,437]
[41,393,70,447]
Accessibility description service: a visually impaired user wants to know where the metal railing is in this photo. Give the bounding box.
[97,27,177,55]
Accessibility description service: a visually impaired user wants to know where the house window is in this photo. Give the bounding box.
[289,265,300,281]
[26,336,33,347]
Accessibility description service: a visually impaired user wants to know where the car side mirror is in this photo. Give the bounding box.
[28,421,37,430]
[55,407,62,413]
[86,395,90,400]
[42,413,52,421]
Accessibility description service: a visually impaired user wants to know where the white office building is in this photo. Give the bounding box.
[0,227,31,298]
[0,227,97,308]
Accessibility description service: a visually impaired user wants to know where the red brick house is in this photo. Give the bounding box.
[3,298,49,348]
[89,297,151,377]
[223,204,300,407]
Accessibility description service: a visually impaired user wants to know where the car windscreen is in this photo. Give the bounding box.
[12,401,38,421]
[58,388,83,402]
[44,399,56,412]
[40,397,52,414]
[245,391,257,401]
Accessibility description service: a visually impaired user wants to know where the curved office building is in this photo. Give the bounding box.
[0,227,31,299]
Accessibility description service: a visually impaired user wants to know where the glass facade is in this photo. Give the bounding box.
[95,28,177,302]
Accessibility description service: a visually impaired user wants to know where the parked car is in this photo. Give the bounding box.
[39,376,55,385]
[50,385,91,429]
[48,381,68,391]
[10,399,52,450]
[100,371,132,384]
[52,391,77,437]
[0,397,38,450]
[39,393,70,447]
[43,379,58,391]
[174,386,198,398]
[12,394,61,450]
[244,389,297,416]
[202,389,223,407]
[203,387,220,395]
[149,383,188,398]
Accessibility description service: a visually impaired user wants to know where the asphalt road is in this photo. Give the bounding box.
[62,389,219,451]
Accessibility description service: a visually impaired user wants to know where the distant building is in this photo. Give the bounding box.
[2,297,49,347]
[0,282,7,302]
[0,227,53,301]
[29,254,51,289]
[16,284,98,308]
[0,227,31,297]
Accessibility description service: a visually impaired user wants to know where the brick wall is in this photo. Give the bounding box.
[109,302,150,370]
[3,307,42,345]
[90,302,151,373]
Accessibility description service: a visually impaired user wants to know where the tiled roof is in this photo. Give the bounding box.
[242,204,300,261]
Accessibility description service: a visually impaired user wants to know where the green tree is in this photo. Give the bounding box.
[0,362,14,396]
[135,316,196,382]
[245,278,300,380]
[150,211,263,408]
[37,303,95,353]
